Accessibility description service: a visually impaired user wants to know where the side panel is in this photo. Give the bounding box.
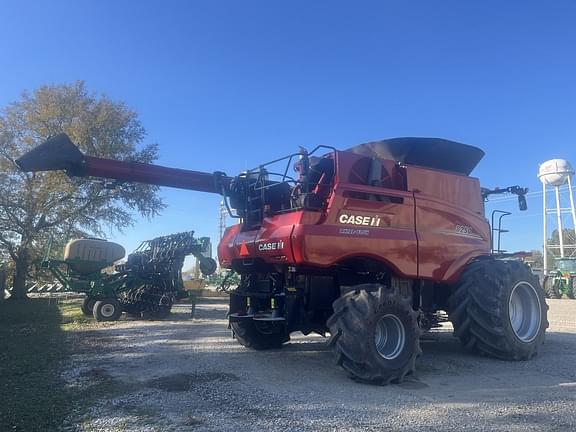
[218,212,321,268]
[218,224,243,268]
[408,166,491,282]
[292,183,418,278]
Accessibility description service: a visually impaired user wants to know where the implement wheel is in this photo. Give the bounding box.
[327,284,421,385]
[449,259,548,360]
[142,304,172,320]
[81,297,96,316]
[93,298,122,322]
[231,321,289,350]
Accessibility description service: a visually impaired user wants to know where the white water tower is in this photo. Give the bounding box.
[538,159,576,272]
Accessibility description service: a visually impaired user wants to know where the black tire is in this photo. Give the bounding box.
[231,320,289,350]
[449,259,548,360]
[93,298,123,322]
[543,276,561,299]
[199,258,217,276]
[568,277,576,299]
[327,284,421,385]
[142,305,172,320]
[81,297,96,316]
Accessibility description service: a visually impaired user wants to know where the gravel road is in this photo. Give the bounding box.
[65,298,576,432]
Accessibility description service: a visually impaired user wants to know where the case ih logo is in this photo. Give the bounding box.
[339,214,381,227]
[258,240,285,251]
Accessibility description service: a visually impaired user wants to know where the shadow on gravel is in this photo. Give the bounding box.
[67,297,576,432]
[77,298,576,387]
[147,372,239,392]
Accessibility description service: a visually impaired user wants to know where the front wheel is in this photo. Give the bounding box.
[327,284,421,384]
[93,298,123,322]
[81,297,96,316]
[449,259,548,360]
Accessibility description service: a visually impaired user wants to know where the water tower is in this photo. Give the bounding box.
[538,159,576,273]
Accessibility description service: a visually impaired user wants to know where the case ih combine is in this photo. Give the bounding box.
[16,134,548,384]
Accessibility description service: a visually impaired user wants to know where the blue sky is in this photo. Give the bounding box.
[1,1,576,265]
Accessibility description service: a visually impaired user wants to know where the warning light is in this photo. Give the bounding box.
[239,241,249,256]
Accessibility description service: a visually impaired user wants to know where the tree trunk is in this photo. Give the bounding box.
[0,269,6,302]
[10,252,29,300]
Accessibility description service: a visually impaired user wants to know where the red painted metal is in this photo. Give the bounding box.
[19,135,492,284]
[217,150,491,283]
[84,155,229,193]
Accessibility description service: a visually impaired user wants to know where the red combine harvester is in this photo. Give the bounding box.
[17,134,547,384]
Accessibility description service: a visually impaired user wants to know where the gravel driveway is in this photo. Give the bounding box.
[65,298,576,432]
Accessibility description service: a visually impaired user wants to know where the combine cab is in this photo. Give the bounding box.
[18,134,548,383]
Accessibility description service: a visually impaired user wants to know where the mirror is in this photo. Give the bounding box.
[518,194,527,211]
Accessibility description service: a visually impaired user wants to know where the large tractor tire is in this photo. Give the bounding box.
[449,259,548,360]
[93,298,123,322]
[327,284,421,385]
[231,321,289,350]
[81,297,96,316]
[568,277,576,300]
[543,276,561,299]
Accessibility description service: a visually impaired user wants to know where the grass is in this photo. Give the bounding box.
[0,298,161,431]
[59,300,91,329]
[0,298,88,432]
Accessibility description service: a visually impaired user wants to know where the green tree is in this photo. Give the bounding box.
[528,250,544,269]
[0,82,164,299]
[549,228,576,258]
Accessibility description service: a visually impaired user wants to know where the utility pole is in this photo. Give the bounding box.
[219,201,227,241]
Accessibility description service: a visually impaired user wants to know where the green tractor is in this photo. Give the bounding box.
[543,257,576,299]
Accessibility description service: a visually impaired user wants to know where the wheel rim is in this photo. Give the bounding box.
[100,303,116,318]
[374,314,406,360]
[508,281,541,343]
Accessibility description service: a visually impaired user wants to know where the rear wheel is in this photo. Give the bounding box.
[231,320,289,350]
[327,284,421,384]
[543,276,561,299]
[449,259,548,360]
[93,298,123,322]
[81,297,96,316]
[568,277,576,299]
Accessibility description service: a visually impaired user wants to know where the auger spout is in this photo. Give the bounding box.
[15,133,230,194]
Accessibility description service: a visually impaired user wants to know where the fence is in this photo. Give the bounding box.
[3,280,66,298]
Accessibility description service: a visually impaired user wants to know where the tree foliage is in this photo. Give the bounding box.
[549,228,576,257]
[0,82,164,298]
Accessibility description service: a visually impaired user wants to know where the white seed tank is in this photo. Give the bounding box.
[538,159,574,186]
[64,238,125,274]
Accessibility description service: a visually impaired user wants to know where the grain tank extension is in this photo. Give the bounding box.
[17,133,548,384]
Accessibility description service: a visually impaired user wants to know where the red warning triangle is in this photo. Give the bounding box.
[239,241,249,256]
